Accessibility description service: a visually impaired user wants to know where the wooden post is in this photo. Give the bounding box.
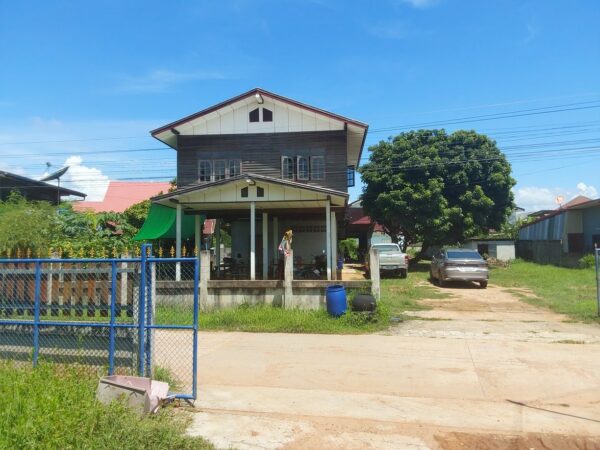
[250,201,256,280]
[262,212,268,280]
[325,200,331,280]
[284,249,293,308]
[272,216,279,261]
[331,211,337,281]
[215,219,221,277]
[195,215,201,279]
[369,247,380,301]
[176,204,182,281]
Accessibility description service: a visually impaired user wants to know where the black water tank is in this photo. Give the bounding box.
[352,293,377,312]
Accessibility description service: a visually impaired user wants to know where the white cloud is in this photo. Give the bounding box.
[576,182,598,199]
[42,156,110,201]
[113,69,229,94]
[514,182,598,212]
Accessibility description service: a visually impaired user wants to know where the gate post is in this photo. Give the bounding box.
[32,260,42,367]
[192,256,199,400]
[138,243,152,376]
[108,260,117,375]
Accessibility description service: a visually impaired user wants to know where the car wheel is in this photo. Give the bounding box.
[429,268,436,284]
[479,280,488,289]
[399,269,408,279]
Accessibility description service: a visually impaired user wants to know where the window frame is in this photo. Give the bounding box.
[297,156,309,181]
[249,108,260,123]
[346,165,355,187]
[213,159,227,181]
[262,108,273,122]
[310,156,325,181]
[198,160,213,182]
[228,159,241,178]
[281,156,295,180]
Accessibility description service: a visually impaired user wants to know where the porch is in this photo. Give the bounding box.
[141,174,378,309]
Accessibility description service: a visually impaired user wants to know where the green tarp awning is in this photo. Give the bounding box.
[133,204,202,241]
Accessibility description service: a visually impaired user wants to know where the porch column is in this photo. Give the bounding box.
[272,216,279,261]
[176,203,182,281]
[215,219,221,277]
[250,201,256,280]
[194,215,201,276]
[325,200,331,280]
[331,211,337,280]
[262,212,268,280]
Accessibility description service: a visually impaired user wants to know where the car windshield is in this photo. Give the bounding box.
[374,245,399,253]
[446,250,483,260]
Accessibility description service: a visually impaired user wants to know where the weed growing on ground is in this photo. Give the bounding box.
[0,362,214,450]
[491,259,597,323]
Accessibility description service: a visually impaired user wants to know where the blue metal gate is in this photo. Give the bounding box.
[0,244,199,400]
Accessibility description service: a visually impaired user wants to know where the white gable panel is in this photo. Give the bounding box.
[170,94,354,137]
[205,115,221,134]
[315,116,331,131]
[219,108,235,134]
[274,103,289,132]
[301,111,317,132]
[288,107,303,132]
[233,104,248,133]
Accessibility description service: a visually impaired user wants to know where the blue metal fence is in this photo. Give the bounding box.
[0,243,199,400]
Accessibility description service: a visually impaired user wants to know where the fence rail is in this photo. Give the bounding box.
[0,247,200,400]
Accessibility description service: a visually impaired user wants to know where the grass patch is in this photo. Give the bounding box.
[0,362,214,450]
[491,259,598,323]
[157,302,390,334]
[153,261,448,334]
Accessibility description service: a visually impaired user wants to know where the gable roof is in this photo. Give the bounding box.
[150,87,369,167]
[151,87,368,136]
[73,181,171,213]
[0,170,86,204]
[562,195,591,208]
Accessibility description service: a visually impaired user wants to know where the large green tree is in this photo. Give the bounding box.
[360,129,515,256]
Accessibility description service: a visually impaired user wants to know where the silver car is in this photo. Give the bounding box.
[430,248,489,288]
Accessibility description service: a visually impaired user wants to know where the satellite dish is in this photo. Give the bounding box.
[40,166,69,182]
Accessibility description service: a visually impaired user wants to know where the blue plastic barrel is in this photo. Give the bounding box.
[326,285,347,317]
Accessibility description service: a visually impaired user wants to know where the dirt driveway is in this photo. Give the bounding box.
[186,283,600,449]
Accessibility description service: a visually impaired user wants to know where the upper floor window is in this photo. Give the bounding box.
[249,107,273,123]
[198,160,212,182]
[214,160,226,181]
[263,108,273,122]
[297,156,309,180]
[282,156,295,180]
[198,159,242,182]
[347,165,355,187]
[311,156,325,180]
[229,159,241,177]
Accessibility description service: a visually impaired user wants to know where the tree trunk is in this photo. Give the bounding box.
[412,242,431,263]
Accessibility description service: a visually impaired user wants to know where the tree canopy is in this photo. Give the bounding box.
[360,129,515,255]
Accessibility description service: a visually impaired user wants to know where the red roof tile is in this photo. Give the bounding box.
[73,181,171,213]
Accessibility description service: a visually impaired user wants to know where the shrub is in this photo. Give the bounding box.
[578,254,596,269]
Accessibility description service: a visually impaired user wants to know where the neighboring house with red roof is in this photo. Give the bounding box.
[73,181,171,213]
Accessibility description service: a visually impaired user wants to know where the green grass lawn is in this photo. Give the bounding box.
[490,259,598,322]
[0,362,214,450]
[154,262,446,334]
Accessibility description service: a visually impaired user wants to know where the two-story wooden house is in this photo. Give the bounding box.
[145,88,368,281]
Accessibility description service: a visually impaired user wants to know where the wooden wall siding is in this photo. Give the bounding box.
[177,130,348,193]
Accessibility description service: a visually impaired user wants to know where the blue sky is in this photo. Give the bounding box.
[0,0,598,210]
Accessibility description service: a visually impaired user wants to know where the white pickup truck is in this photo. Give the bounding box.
[367,243,409,278]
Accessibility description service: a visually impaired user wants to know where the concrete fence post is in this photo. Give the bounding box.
[284,250,293,309]
[369,248,380,301]
[200,250,211,311]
